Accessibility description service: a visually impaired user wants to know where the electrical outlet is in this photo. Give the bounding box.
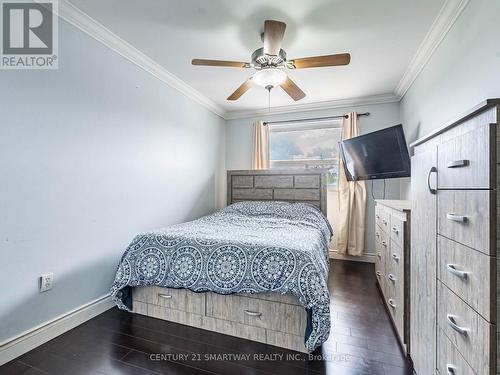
[40,273,53,292]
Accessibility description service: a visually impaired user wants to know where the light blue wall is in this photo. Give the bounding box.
[400,0,500,198]
[0,20,225,342]
[225,102,402,254]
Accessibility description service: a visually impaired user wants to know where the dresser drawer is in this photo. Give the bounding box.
[375,225,386,248]
[437,124,494,189]
[386,263,400,292]
[375,229,389,268]
[206,293,307,335]
[437,282,494,375]
[437,327,476,375]
[375,266,385,291]
[385,279,402,335]
[375,248,386,295]
[133,286,205,315]
[375,240,384,265]
[375,205,390,232]
[390,275,404,342]
[375,239,385,279]
[237,291,301,306]
[390,216,405,249]
[377,230,389,255]
[389,240,404,277]
[437,190,494,255]
[437,235,494,322]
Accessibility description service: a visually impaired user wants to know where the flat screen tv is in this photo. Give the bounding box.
[339,124,411,181]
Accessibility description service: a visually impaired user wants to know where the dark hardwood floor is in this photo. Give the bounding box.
[1,260,412,375]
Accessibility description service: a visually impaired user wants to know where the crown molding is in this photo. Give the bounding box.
[57,0,469,121]
[224,93,400,120]
[395,0,470,98]
[57,0,226,118]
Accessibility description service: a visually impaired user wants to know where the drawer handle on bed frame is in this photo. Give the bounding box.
[446,264,469,280]
[376,271,382,277]
[244,310,262,318]
[391,227,399,234]
[446,364,457,375]
[446,213,468,223]
[382,219,387,225]
[388,299,396,309]
[447,159,469,168]
[158,293,173,300]
[392,254,400,261]
[377,252,382,259]
[388,274,396,282]
[381,241,387,247]
[447,314,468,336]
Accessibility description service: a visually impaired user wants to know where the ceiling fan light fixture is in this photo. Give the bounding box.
[252,68,286,88]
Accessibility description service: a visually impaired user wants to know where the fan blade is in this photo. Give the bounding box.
[227,79,253,101]
[263,20,286,56]
[192,59,248,68]
[280,76,306,101]
[290,53,351,69]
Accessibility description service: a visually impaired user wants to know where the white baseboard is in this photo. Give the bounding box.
[0,294,114,366]
[329,250,376,263]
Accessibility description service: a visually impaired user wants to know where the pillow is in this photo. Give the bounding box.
[226,200,318,218]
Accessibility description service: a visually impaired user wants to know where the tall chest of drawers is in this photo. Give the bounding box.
[410,99,500,375]
[374,199,411,352]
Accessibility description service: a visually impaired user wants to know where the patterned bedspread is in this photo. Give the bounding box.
[110,201,333,351]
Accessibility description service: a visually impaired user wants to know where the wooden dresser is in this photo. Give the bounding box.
[410,99,500,375]
[374,199,411,352]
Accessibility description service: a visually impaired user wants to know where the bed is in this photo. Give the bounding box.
[110,169,332,352]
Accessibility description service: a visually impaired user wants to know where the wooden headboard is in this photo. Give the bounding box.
[227,170,328,215]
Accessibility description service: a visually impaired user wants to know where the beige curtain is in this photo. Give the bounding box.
[251,120,270,169]
[335,112,367,255]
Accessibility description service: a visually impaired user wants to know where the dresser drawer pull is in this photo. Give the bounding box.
[446,314,468,336]
[446,213,468,223]
[388,299,396,309]
[158,293,172,300]
[377,252,382,259]
[446,264,469,280]
[391,227,399,234]
[446,364,457,375]
[388,274,397,282]
[244,310,262,317]
[392,253,400,261]
[376,271,382,277]
[375,232,380,238]
[376,214,380,219]
[381,241,387,247]
[382,219,388,225]
[447,159,469,168]
[427,166,437,194]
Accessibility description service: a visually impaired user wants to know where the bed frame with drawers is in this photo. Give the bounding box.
[132,169,328,353]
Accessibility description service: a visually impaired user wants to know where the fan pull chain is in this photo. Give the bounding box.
[266,85,272,113]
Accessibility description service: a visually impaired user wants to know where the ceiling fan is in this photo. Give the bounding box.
[192,20,351,102]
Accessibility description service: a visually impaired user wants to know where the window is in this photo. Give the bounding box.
[269,119,343,190]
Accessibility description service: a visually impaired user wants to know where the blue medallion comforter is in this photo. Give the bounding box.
[110,200,333,351]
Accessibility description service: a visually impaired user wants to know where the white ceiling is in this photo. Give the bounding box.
[67,0,445,115]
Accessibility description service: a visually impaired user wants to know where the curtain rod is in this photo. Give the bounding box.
[263,112,370,126]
